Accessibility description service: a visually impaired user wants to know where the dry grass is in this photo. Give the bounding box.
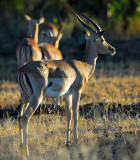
[83,75,140,105]
[0,67,140,159]
[0,115,139,160]
[0,80,20,108]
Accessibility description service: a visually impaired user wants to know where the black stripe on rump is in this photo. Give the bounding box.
[25,46,27,62]
[29,46,32,61]
[19,74,29,98]
[18,74,26,96]
[21,74,29,98]
[24,73,33,94]
[18,74,24,92]
[22,74,28,94]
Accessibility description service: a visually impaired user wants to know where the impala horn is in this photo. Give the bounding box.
[78,13,101,32]
[75,14,97,33]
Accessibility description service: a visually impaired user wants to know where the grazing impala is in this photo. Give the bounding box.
[16,17,44,68]
[17,13,116,157]
[24,14,63,60]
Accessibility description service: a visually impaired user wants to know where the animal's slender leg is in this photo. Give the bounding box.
[19,102,29,145]
[19,94,29,146]
[20,92,43,157]
[65,94,73,146]
[72,91,81,145]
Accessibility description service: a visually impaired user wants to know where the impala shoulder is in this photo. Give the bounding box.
[46,43,55,48]
[48,46,61,54]
[74,61,89,80]
[71,60,87,71]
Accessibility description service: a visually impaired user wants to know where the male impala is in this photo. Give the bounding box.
[24,14,63,60]
[17,13,116,157]
[16,17,44,68]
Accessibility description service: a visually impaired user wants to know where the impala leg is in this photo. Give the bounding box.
[19,102,28,145]
[19,94,29,145]
[55,96,62,106]
[20,92,43,157]
[65,94,73,146]
[72,91,81,145]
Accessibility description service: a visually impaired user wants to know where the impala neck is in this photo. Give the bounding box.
[33,24,39,44]
[83,39,98,79]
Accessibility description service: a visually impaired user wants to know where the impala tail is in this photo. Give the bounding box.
[16,38,42,68]
[16,42,33,68]
[17,73,33,98]
[17,60,49,99]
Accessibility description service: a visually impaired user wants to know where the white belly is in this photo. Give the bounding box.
[44,86,71,98]
[44,78,75,98]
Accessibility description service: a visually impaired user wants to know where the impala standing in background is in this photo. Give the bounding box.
[17,15,63,68]
[16,17,44,68]
[24,14,59,43]
[17,13,116,158]
[24,14,63,61]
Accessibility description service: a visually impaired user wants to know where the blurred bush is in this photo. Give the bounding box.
[0,0,140,56]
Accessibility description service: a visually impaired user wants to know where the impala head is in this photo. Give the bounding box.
[41,30,63,48]
[24,14,45,38]
[76,14,116,56]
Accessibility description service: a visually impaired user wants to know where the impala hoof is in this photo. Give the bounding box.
[20,144,27,153]
[20,144,31,159]
[73,142,79,148]
[66,141,71,147]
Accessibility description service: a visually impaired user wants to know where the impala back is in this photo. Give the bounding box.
[39,43,63,60]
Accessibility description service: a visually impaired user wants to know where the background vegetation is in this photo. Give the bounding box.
[0,0,140,53]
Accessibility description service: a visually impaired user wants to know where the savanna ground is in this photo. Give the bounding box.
[0,43,140,160]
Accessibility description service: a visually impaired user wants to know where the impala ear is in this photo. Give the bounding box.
[39,17,45,24]
[83,30,90,40]
[24,14,31,21]
[57,33,63,41]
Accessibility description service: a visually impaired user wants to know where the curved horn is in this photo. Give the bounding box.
[75,14,96,33]
[78,13,101,32]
